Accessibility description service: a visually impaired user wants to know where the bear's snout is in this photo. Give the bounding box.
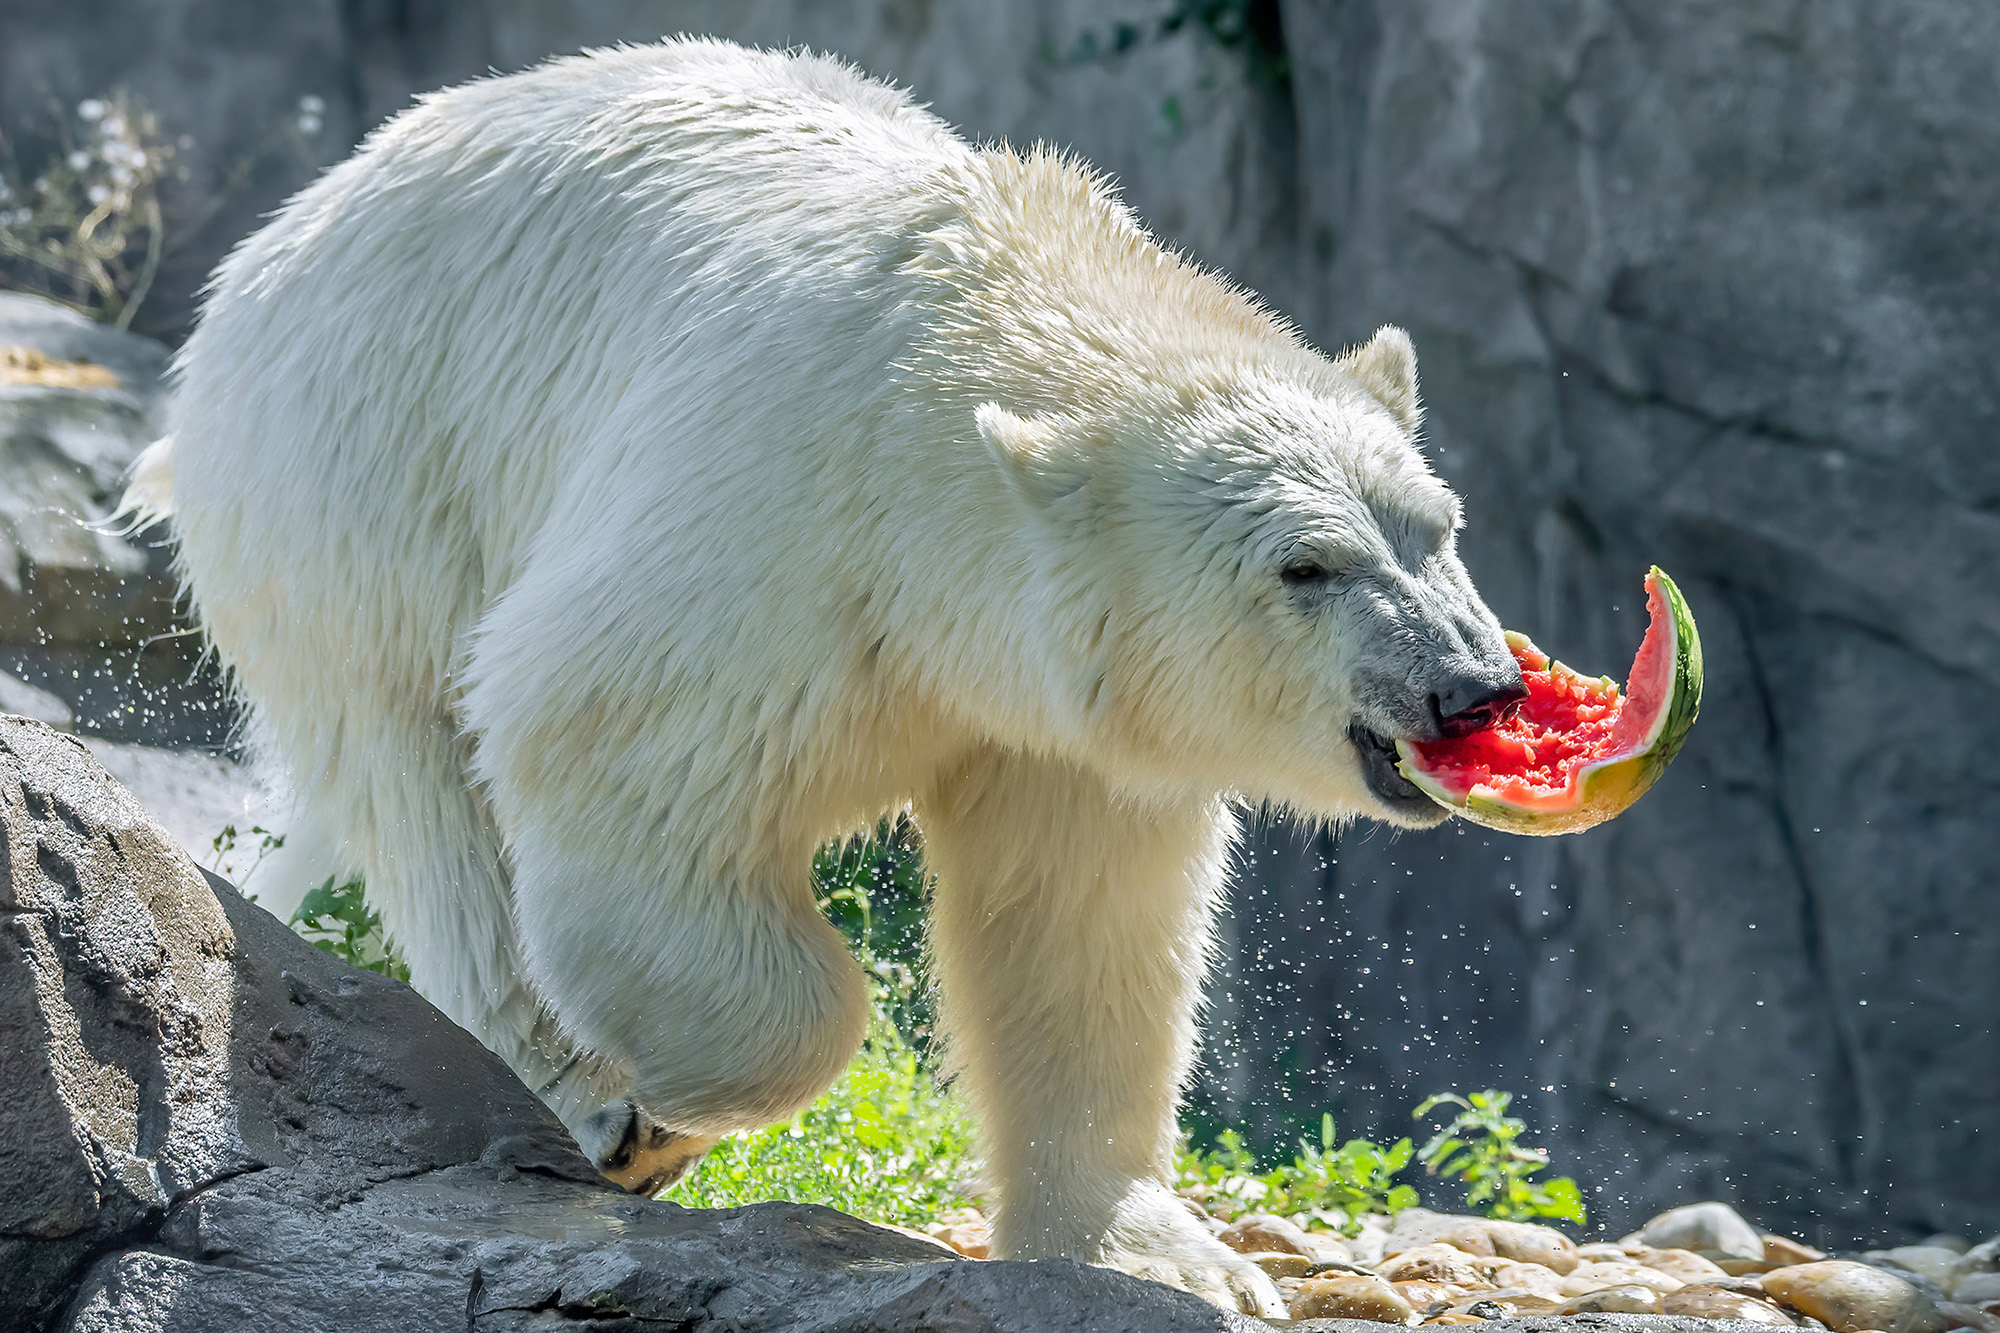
[1430,665,1528,739]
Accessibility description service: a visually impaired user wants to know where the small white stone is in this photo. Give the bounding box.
[1954,1272,2000,1304]
[1871,1246,1963,1289]
[1638,1201,1766,1262]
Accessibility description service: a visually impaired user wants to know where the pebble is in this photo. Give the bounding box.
[1455,1290,1563,1316]
[1871,1246,1964,1289]
[1937,1303,2000,1333]
[1557,1284,1665,1314]
[1379,1244,1491,1286]
[1218,1212,1315,1257]
[1639,1201,1767,1262]
[873,1221,960,1254]
[1488,1260,1566,1299]
[1574,1243,1630,1263]
[1252,1252,1317,1279]
[1560,1260,1685,1296]
[1960,1240,2000,1281]
[1487,1220,1581,1275]
[925,1220,990,1259]
[1633,1246,1731,1284]
[1394,1280,1483,1313]
[1663,1285,1798,1324]
[1763,1259,1945,1333]
[1768,1235,1831,1266]
[1386,1211,1499,1258]
[1954,1274,2000,1304]
[1288,1273,1417,1324]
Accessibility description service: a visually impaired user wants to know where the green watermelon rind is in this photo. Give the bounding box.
[1395,567,1703,837]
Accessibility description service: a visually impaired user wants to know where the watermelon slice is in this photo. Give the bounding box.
[1394,567,1702,835]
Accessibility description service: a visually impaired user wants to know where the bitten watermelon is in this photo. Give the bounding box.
[1394,567,1702,835]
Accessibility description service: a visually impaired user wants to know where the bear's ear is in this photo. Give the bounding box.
[976,402,1090,509]
[1338,325,1422,434]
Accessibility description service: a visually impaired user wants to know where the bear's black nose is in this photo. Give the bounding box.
[1432,672,1529,739]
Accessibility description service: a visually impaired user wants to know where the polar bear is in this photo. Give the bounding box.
[125,38,1524,1315]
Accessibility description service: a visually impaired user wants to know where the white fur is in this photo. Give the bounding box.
[149,39,1515,1315]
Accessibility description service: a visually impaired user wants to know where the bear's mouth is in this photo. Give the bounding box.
[1347,721,1445,819]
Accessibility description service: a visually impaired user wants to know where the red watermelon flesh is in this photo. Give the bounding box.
[1395,568,1702,831]
[1413,640,1625,808]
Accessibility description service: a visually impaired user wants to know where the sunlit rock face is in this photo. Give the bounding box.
[2,0,1995,1246]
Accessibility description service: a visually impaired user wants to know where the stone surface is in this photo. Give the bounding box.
[0,716,1263,1333]
[1768,1237,1831,1267]
[1956,1275,2000,1305]
[1764,1260,1945,1333]
[1566,1265,1687,1298]
[77,736,260,867]
[1388,1210,1501,1258]
[1380,1245,1492,1286]
[1870,1247,1965,1290]
[1489,1221,1583,1275]
[4,0,1998,1247]
[1395,1280,1480,1313]
[1493,1262,1570,1300]
[1639,1251,1735,1286]
[1223,1211,1321,1257]
[1557,1288,1667,1316]
[1662,1289,1795,1326]
[1290,1273,1418,1323]
[1641,1207,1769,1264]
[1297,1321,1839,1333]
[0,294,177,649]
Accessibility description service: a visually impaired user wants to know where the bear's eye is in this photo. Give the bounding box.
[1280,559,1335,588]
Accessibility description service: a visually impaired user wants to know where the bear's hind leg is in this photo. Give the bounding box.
[306,714,633,1160]
[918,751,1284,1319]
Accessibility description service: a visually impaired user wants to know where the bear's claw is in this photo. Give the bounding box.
[581,1100,719,1195]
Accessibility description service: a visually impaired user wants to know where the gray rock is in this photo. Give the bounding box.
[0,714,1264,1332]
[0,293,176,648]
[1954,1273,2000,1305]
[75,735,259,867]
[1643,1205,1768,1264]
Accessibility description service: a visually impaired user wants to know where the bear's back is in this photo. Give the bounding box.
[169,40,976,704]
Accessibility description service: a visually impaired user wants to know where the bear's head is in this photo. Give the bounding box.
[978,325,1523,829]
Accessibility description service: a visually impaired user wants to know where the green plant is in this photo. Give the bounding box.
[666,819,978,1222]
[1413,1089,1587,1225]
[1177,1114,1417,1235]
[664,972,982,1225]
[812,815,935,1052]
[0,94,179,327]
[209,821,285,888]
[289,874,410,983]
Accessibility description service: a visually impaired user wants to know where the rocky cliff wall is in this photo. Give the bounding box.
[3,0,1992,1244]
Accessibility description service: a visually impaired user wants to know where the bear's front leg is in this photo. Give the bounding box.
[920,752,1283,1319]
